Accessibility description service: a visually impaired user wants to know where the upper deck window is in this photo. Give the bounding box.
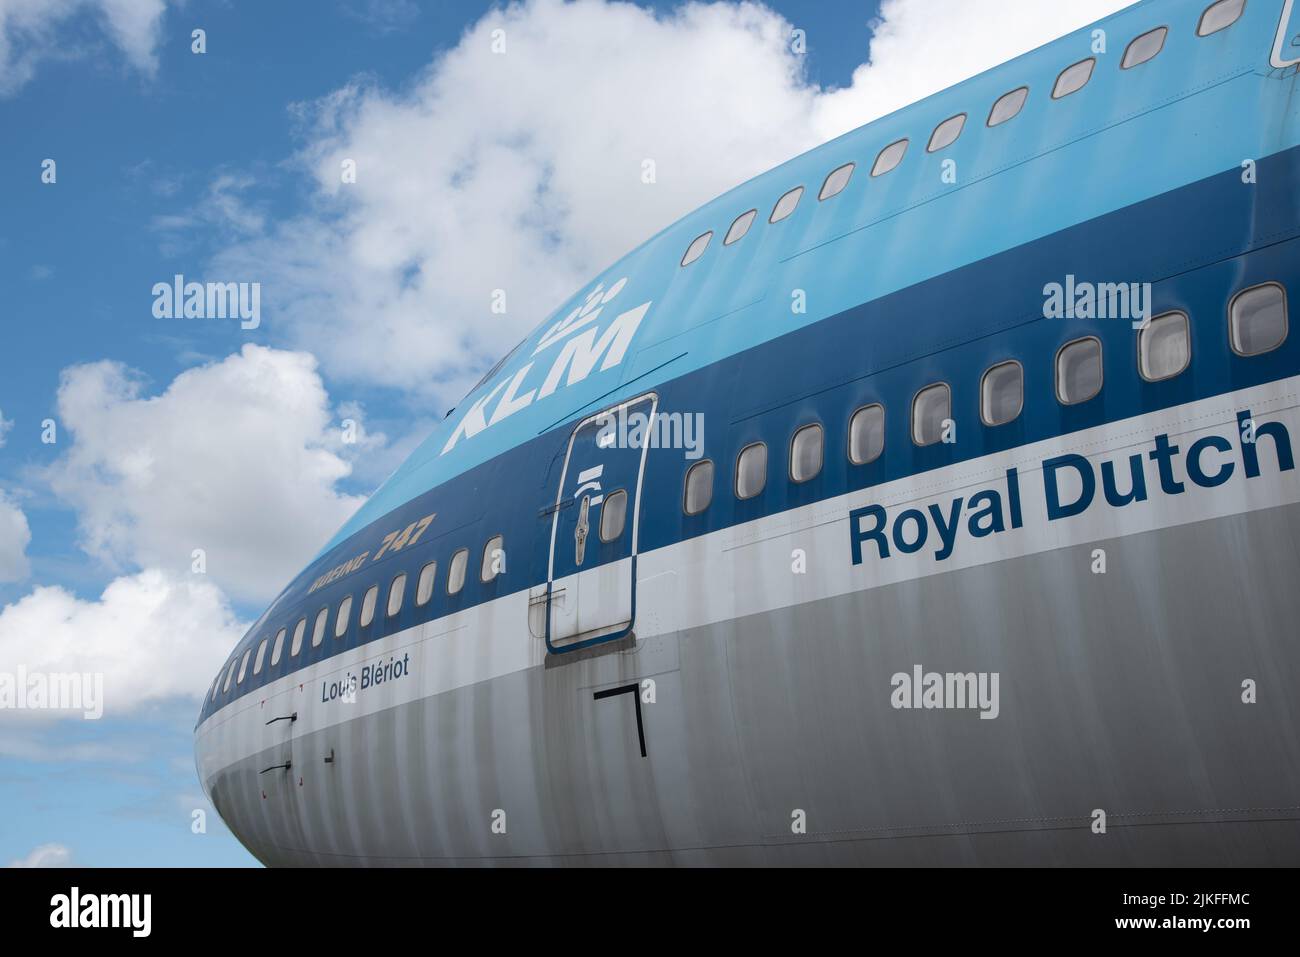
[724,209,757,246]
[253,638,268,676]
[681,231,712,267]
[1198,0,1246,36]
[819,163,855,201]
[236,649,251,685]
[871,139,909,177]
[927,114,966,153]
[222,659,236,693]
[291,617,306,656]
[1122,27,1168,69]
[988,87,1028,126]
[769,186,803,223]
[271,628,286,667]
[1052,58,1095,99]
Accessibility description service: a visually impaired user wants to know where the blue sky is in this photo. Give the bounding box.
[0,0,1130,867]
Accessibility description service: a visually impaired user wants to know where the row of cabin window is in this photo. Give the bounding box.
[214,533,508,698]
[678,0,1247,270]
[681,280,1289,514]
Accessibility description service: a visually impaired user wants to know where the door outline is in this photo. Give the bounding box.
[1273,0,1300,69]
[544,391,658,654]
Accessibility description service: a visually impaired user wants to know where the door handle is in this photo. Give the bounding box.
[575,494,590,566]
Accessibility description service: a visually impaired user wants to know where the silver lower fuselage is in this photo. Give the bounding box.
[196,380,1300,865]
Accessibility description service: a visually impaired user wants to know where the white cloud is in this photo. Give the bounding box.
[0,489,31,583]
[210,0,1136,404]
[7,842,72,867]
[0,568,245,719]
[216,0,819,401]
[811,0,1137,140]
[0,407,11,446]
[46,345,368,603]
[0,0,168,96]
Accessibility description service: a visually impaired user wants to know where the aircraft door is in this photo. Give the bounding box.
[545,393,657,652]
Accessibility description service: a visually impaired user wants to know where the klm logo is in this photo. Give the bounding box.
[443,278,651,454]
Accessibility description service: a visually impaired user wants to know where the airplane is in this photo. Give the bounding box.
[196,0,1300,865]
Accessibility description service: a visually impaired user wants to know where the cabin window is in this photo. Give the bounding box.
[388,573,407,616]
[981,361,1024,426]
[1056,337,1103,405]
[1198,0,1246,36]
[291,618,307,656]
[360,584,379,627]
[237,649,251,685]
[1139,312,1191,380]
[988,87,1028,126]
[736,442,768,499]
[927,114,966,153]
[1230,283,1288,356]
[223,660,236,693]
[1053,58,1095,99]
[311,608,328,648]
[871,139,909,177]
[769,186,803,223]
[819,163,855,200]
[790,424,824,482]
[253,638,268,676]
[724,210,757,246]
[334,595,352,639]
[912,383,951,446]
[681,231,712,267]
[448,548,469,594]
[416,561,437,606]
[599,489,628,542]
[271,628,286,667]
[1122,26,1168,68]
[684,459,714,515]
[480,536,504,583]
[849,404,885,465]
